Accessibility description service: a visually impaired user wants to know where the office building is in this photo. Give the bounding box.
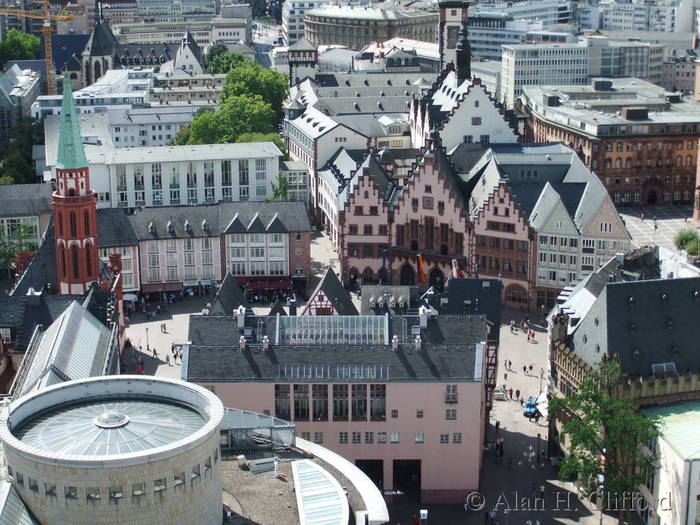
[524,78,700,207]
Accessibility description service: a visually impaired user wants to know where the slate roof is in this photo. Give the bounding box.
[314,97,411,116]
[97,208,140,247]
[12,301,113,398]
[183,30,203,65]
[426,278,503,343]
[0,183,53,217]
[289,37,317,52]
[39,34,89,72]
[86,18,120,57]
[449,142,491,173]
[209,273,249,315]
[10,220,57,298]
[269,300,287,316]
[303,268,358,316]
[569,277,700,379]
[186,313,487,382]
[126,202,311,240]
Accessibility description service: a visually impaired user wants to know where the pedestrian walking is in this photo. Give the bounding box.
[523,365,527,375]
[515,389,520,399]
[152,348,158,359]
[526,331,531,342]
[531,483,538,498]
[495,420,500,432]
[529,365,533,373]
[163,322,167,333]
[539,484,545,500]
[508,388,513,399]
[137,364,143,374]
[504,372,507,381]
[166,354,171,366]
[519,397,524,407]
[156,304,161,315]
[509,320,515,333]
[508,360,512,370]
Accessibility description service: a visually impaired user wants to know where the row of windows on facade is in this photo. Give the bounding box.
[6,449,217,503]
[274,384,459,422]
[395,222,465,252]
[147,234,300,253]
[595,140,697,153]
[116,185,268,207]
[611,190,693,203]
[595,155,695,170]
[300,430,463,445]
[115,159,268,190]
[539,235,615,247]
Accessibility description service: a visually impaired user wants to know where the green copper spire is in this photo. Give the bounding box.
[56,75,88,170]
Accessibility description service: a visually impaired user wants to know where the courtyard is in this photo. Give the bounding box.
[618,204,696,251]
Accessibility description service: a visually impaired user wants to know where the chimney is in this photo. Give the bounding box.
[419,305,429,328]
[414,335,422,351]
[239,335,246,350]
[236,305,246,328]
[262,335,270,351]
[392,334,399,350]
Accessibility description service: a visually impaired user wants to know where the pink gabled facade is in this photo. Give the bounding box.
[195,379,484,503]
[340,168,393,285]
[471,182,537,309]
[390,147,469,289]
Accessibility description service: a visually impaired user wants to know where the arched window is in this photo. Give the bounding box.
[504,284,528,305]
[605,159,612,169]
[615,158,622,169]
[94,60,102,81]
[57,213,63,236]
[71,245,79,279]
[84,210,90,236]
[60,244,67,277]
[69,212,77,237]
[85,243,92,278]
[676,156,682,167]
[687,155,693,166]
[625,158,632,168]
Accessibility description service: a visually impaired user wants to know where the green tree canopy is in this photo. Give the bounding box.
[549,359,659,521]
[0,29,41,67]
[223,61,288,123]
[269,173,289,201]
[176,95,276,145]
[237,132,288,159]
[205,51,249,74]
[0,175,15,185]
[674,228,699,256]
[0,150,33,184]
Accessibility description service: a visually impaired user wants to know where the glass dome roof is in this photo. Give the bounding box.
[13,398,205,456]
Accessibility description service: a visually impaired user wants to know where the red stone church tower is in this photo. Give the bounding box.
[52,76,100,294]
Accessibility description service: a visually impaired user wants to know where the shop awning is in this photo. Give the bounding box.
[141,282,182,293]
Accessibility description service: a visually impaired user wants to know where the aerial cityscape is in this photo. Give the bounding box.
[0,0,699,523]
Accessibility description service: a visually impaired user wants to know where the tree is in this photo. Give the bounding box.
[674,228,699,253]
[237,132,288,159]
[270,173,289,201]
[222,61,288,124]
[205,51,249,74]
[549,358,659,523]
[0,150,34,184]
[0,223,38,278]
[0,175,15,185]
[206,43,228,61]
[0,29,40,67]
[177,95,276,145]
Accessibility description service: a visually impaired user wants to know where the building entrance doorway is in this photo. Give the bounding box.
[356,459,383,491]
[393,459,421,500]
[647,190,657,205]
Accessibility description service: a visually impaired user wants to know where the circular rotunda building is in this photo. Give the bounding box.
[0,375,224,525]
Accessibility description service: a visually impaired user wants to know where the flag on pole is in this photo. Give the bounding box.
[451,259,462,279]
[417,254,426,284]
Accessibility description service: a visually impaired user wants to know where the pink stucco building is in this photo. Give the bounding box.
[185,311,488,503]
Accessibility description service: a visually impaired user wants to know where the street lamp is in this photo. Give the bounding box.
[537,433,541,458]
[145,327,150,352]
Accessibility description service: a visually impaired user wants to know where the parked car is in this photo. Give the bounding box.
[493,389,507,401]
[523,396,539,418]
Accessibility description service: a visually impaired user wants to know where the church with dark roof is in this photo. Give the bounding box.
[78,14,204,85]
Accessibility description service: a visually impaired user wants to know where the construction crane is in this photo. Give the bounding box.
[0,1,75,95]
